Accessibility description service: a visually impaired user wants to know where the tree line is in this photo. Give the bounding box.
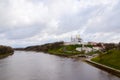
[103,42,120,51]
[24,41,64,52]
[0,45,14,54]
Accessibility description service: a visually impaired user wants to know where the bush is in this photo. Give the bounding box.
[0,45,14,54]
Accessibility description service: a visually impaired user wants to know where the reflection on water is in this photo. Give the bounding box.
[0,51,119,80]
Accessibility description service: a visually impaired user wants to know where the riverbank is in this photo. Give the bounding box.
[20,42,85,57]
[86,59,120,77]
[0,53,14,59]
[91,49,120,70]
[48,45,84,57]
[0,45,14,59]
[84,49,120,77]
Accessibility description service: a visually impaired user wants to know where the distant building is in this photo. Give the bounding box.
[64,35,105,53]
[64,35,86,45]
[88,42,98,46]
[71,35,82,44]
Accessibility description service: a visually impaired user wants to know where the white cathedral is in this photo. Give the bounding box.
[64,35,84,45]
[71,35,82,44]
[64,35,102,53]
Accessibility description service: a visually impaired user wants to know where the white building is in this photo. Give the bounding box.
[64,35,103,53]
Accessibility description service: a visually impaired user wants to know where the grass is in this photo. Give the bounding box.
[48,45,84,57]
[91,49,120,70]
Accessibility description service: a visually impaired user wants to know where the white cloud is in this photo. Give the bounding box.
[0,0,120,47]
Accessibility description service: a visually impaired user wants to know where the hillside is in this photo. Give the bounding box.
[24,41,64,52]
[92,49,120,70]
[48,44,84,56]
[23,42,85,57]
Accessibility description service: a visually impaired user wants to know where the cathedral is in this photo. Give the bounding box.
[71,35,82,44]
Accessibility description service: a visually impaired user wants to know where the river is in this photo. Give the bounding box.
[0,51,119,80]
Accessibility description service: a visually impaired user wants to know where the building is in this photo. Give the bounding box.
[64,35,104,53]
[71,35,82,43]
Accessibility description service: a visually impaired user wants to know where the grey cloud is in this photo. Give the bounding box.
[5,23,46,40]
[57,5,102,34]
[0,0,120,47]
[85,1,120,33]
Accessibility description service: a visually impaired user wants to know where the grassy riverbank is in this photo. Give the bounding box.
[24,42,85,57]
[48,45,84,57]
[91,49,120,70]
[0,45,14,59]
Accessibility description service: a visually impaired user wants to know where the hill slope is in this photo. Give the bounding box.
[23,42,84,57]
[92,49,120,70]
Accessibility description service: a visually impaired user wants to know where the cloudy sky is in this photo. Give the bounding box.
[0,0,120,48]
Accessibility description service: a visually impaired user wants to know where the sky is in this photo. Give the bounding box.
[0,0,120,48]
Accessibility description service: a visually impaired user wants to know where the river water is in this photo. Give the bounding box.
[0,51,119,80]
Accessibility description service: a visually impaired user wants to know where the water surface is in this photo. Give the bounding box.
[0,51,119,80]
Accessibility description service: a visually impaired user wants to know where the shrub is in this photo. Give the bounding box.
[0,45,14,54]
